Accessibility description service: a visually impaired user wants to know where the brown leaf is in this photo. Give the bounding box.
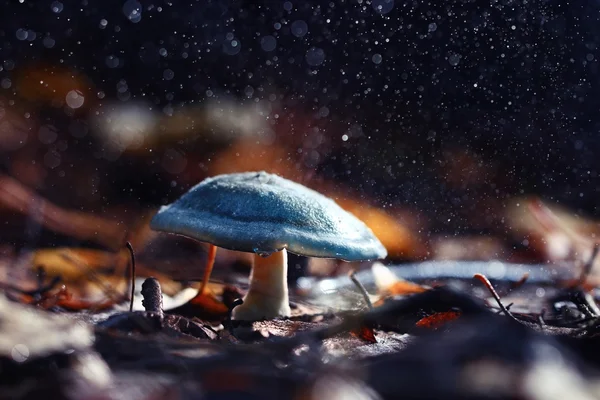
[350,325,378,343]
[415,311,461,329]
[0,174,126,250]
[188,292,229,315]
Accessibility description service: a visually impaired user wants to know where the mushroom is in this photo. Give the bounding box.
[150,171,387,320]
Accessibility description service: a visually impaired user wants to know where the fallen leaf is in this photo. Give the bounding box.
[415,311,462,329]
[31,247,186,296]
[188,292,229,315]
[372,262,429,296]
[350,325,378,343]
[0,174,127,250]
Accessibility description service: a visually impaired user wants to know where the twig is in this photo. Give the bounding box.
[578,244,600,287]
[349,269,373,310]
[126,242,136,312]
[496,302,514,314]
[473,273,520,323]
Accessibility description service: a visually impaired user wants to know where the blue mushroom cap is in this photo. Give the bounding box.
[150,171,387,261]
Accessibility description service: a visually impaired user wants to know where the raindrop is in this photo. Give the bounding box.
[305,47,325,66]
[99,19,108,28]
[69,120,88,138]
[372,53,382,64]
[159,48,168,57]
[105,55,120,68]
[260,35,277,52]
[162,148,187,174]
[44,150,61,169]
[116,80,128,93]
[428,23,437,32]
[448,53,461,66]
[163,69,175,80]
[223,38,241,55]
[15,29,28,41]
[43,36,55,48]
[342,134,349,141]
[372,0,394,14]
[283,1,293,11]
[11,344,29,363]
[50,1,63,13]
[38,125,58,144]
[123,0,142,23]
[0,78,11,89]
[65,90,85,109]
[291,20,308,38]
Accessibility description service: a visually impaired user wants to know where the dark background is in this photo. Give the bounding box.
[1,0,599,232]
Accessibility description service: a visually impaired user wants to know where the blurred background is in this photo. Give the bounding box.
[1,0,599,274]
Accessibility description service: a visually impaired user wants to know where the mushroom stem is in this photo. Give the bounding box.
[231,249,291,320]
[199,244,217,296]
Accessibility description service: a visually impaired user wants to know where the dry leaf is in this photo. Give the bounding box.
[415,311,462,329]
[350,325,378,343]
[187,292,229,316]
[0,174,127,250]
[372,262,429,296]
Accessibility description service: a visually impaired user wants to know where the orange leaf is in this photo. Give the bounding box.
[372,262,429,296]
[350,325,377,343]
[415,311,461,329]
[387,280,429,296]
[189,292,229,315]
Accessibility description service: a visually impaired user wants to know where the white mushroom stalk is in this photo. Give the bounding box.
[232,249,291,320]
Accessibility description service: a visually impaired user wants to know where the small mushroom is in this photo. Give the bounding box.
[150,171,387,320]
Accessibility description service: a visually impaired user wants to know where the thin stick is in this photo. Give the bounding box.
[199,244,217,296]
[126,242,136,312]
[578,244,600,286]
[349,269,373,310]
[473,273,520,323]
